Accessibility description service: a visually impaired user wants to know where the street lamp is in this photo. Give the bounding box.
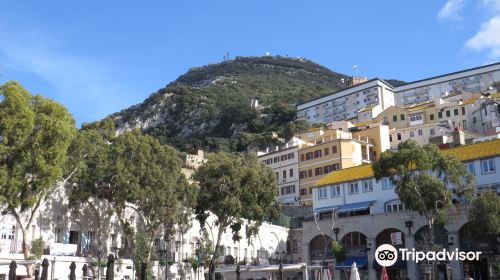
[405,220,413,235]
[333,228,340,241]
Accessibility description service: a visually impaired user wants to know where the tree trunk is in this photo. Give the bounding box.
[209,223,226,280]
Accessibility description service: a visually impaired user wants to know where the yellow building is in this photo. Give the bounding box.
[295,127,376,205]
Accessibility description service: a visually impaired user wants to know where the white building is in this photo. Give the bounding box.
[296,79,396,124]
[258,137,306,205]
[305,139,500,280]
[297,62,500,125]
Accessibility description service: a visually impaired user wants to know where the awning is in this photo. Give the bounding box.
[336,201,376,214]
[313,205,337,214]
[335,256,368,269]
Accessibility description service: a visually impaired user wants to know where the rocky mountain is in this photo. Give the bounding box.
[110,56,400,152]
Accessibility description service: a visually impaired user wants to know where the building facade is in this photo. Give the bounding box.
[303,139,500,280]
[297,63,500,127]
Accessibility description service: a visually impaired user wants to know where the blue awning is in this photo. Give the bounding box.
[336,201,376,214]
[313,205,337,214]
[335,256,368,269]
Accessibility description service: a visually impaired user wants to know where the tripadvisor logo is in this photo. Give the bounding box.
[375,244,398,267]
[375,244,482,266]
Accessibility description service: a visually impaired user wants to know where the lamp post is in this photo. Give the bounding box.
[405,220,413,235]
[333,228,340,241]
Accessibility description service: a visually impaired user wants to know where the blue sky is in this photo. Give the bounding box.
[1,1,500,126]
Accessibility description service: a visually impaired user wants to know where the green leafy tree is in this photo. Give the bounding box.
[469,190,500,236]
[373,140,474,280]
[69,129,197,263]
[0,81,76,263]
[373,140,474,228]
[194,152,280,280]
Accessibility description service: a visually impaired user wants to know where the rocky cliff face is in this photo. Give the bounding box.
[109,56,359,151]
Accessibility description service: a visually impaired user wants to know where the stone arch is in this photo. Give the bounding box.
[309,234,333,261]
[339,231,367,246]
[459,222,496,253]
[414,225,449,250]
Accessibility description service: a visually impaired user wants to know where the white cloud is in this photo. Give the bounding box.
[466,16,500,58]
[437,0,466,21]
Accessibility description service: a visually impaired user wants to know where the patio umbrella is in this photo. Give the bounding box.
[349,262,360,280]
[322,267,330,280]
[381,266,389,280]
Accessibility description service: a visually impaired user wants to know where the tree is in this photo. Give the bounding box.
[373,140,474,228]
[0,81,77,275]
[373,140,474,280]
[69,128,197,264]
[0,81,76,263]
[194,152,280,280]
[469,190,500,236]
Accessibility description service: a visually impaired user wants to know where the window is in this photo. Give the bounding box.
[282,170,287,179]
[299,171,307,179]
[289,169,293,177]
[308,169,313,177]
[410,131,414,137]
[273,156,279,163]
[438,111,443,119]
[282,185,295,195]
[409,114,423,122]
[430,128,435,135]
[266,159,272,165]
[400,114,405,121]
[386,201,405,213]
[382,178,393,189]
[306,152,313,160]
[314,150,322,158]
[288,153,294,159]
[300,154,305,162]
[332,146,337,154]
[446,110,450,117]
[463,120,466,129]
[348,182,359,194]
[281,155,287,161]
[324,148,329,156]
[466,162,475,175]
[362,180,373,192]
[454,108,459,116]
[275,172,279,181]
[397,133,401,140]
[462,107,465,115]
[481,159,496,174]
[393,115,397,122]
[430,114,434,121]
[389,135,392,142]
[315,167,323,176]
[300,188,307,196]
[473,117,477,124]
[418,129,423,136]
[318,187,328,199]
[331,185,341,197]
[0,225,15,240]
[341,232,366,246]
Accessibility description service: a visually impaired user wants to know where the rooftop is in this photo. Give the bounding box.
[315,139,500,187]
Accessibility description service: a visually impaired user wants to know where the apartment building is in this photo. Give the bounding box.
[258,137,306,205]
[297,62,500,125]
[294,128,376,205]
[296,79,395,124]
[304,139,500,280]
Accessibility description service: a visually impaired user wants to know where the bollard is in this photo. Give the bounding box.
[8,260,16,280]
[41,258,49,280]
[69,262,76,280]
[106,254,115,280]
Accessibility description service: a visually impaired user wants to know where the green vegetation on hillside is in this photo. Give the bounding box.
[112,56,349,152]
